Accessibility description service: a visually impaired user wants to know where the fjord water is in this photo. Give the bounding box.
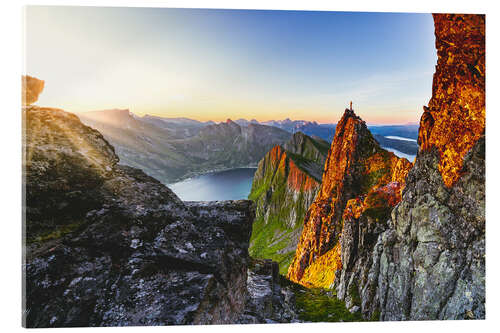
[169,168,257,201]
[381,146,416,161]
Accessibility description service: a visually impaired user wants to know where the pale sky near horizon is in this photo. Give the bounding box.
[24,6,437,124]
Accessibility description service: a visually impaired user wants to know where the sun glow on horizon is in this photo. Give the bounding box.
[25,7,436,126]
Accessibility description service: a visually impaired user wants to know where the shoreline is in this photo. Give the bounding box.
[167,165,258,185]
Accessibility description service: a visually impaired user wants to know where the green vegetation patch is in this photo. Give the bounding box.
[28,220,86,244]
[348,281,362,307]
[369,309,381,321]
[364,206,392,222]
[249,215,302,275]
[295,288,364,322]
[362,167,391,193]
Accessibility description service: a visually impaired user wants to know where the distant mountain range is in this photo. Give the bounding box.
[234,118,419,146]
[77,110,418,183]
[77,110,291,183]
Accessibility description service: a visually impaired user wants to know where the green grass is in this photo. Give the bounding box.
[295,288,364,322]
[249,215,301,275]
[248,157,311,275]
[248,138,327,275]
[369,309,381,321]
[348,282,362,307]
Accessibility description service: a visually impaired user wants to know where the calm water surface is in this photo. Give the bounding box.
[169,168,257,201]
[381,146,416,162]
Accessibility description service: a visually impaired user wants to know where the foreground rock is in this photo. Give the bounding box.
[24,105,257,326]
[370,13,485,320]
[240,258,301,323]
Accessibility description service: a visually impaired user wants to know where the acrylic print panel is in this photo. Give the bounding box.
[22,6,485,327]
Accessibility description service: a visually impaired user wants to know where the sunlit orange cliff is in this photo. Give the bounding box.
[418,14,485,187]
[287,13,485,320]
[287,108,412,288]
[248,132,330,274]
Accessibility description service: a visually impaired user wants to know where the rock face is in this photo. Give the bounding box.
[22,75,45,105]
[240,258,301,323]
[287,109,412,289]
[368,14,486,320]
[286,15,485,320]
[248,133,329,274]
[23,105,258,327]
[418,14,485,187]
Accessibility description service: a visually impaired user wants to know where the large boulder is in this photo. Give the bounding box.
[23,106,256,327]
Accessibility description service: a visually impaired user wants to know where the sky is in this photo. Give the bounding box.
[24,6,437,124]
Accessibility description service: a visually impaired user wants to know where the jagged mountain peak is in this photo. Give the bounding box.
[249,134,329,274]
[285,14,485,321]
[287,108,412,287]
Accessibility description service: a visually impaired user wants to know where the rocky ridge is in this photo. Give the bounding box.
[249,133,329,274]
[22,75,44,105]
[287,108,412,289]
[418,14,485,187]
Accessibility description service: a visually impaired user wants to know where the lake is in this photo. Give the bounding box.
[381,146,416,162]
[168,168,257,201]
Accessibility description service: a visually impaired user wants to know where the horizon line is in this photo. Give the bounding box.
[74,108,420,126]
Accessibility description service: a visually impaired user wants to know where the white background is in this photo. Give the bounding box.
[1,0,498,332]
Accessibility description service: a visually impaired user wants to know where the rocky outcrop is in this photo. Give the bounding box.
[287,109,412,289]
[373,137,485,320]
[248,133,329,274]
[24,106,119,240]
[23,105,258,327]
[240,259,301,323]
[22,75,44,105]
[287,15,485,320]
[366,14,485,320]
[417,14,485,187]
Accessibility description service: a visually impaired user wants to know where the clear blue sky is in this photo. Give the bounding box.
[25,6,437,124]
